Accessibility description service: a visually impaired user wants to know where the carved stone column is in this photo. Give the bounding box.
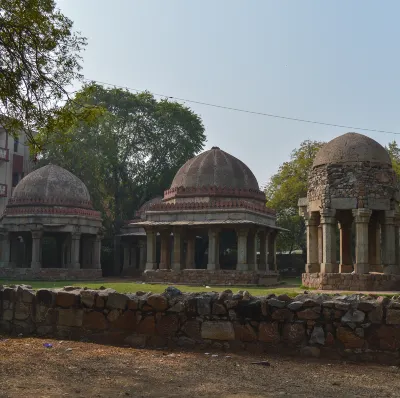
[145,228,157,270]
[338,215,353,273]
[207,228,220,270]
[352,208,372,274]
[268,231,278,272]
[70,232,81,270]
[31,230,43,270]
[317,225,323,265]
[369,216,382,272]
[172,228,183,271]
[139,241,147,270]
[237,228,249,271]
[159,230,171,270]
[305,212,320,273]
[382,210,398,274]
[93,235,102,269]
[0,233,11,267]
[320,209,338,273]
[247,229,257,271]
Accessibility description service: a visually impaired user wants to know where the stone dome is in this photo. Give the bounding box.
[170,147,260,191]
[313,132,392,167]
[9,164,93,209]
[135,196,163,218]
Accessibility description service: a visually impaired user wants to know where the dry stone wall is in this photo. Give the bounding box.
[3,285,400,363]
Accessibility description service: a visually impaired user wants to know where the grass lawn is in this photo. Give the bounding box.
[0,277,304,297]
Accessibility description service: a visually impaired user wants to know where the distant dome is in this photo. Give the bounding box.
[170,147,260,191]
[136,196,163,217]
[313,132,392,167]
[9,164,93,209]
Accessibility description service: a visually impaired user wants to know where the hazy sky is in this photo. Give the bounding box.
[57,0,400,187]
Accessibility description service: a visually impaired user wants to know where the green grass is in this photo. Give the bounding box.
[0,277,304,297]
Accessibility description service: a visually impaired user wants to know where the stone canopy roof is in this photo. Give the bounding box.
[313,132,392,167]
[4,164,101,219]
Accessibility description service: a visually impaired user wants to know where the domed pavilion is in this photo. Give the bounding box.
[0,164,103,279]
[299,132,400,290]
[122,147,282,285]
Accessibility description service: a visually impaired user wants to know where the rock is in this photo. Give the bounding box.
[212,303,227,315]
[57,309,83,327]
[303,299,319,307]
[2,309,13,321]
[106,293,128,310]
[377,296,390,306]
[386,309,400,325]
[80,290,96,308]
[310,326,325,345]
[325,332,335,346]
[271,309,293,321]
[277,294,292,303]
[182,320,201,340]
[232,294,243,300]
[283,323,306,344]
[322,301,336,308]
[63,286,80,291]
[342,310,365,323]
[357,302,377,312]
[225,300,239,310]
[107,309,120,322]
[14,302,31,321]
[56,291,79,308]
[297,308,320,320]
[201,321,235,341]
[147,294,168,311]
[21,289,35,304]
[111,310,137,331]
[259,322,280,343]
[301,346,320,358]
[127,297,139,310]
[368,305,383,323]
[334,302,350,311]
[233,322,257,342]
[95,295,106,309]
[197,296,211,315]
[336,327,365,349]
[156,315,179,336]
[165,286,182,297]
[168,301,185,312]
[218,290,233,301]
[355,328,364,338]
[83,311,107,330]
[389,301,400,309]
[288,301,303,311]
[36,289,56,306]
[136,316,156,335]
[267,298,286,308]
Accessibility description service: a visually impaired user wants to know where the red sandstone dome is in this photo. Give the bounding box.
[165,147,264,202]
[313,132,392,167]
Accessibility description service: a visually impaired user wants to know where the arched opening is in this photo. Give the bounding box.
[219,229,237,270]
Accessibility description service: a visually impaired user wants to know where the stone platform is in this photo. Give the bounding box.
[0,268,102,281]
[302,272,400,291]
[143,269,279,286]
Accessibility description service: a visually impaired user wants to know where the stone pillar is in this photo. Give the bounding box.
[382,210,398,274]
[317,225,323,265]
[268,231,278,272]
[247,229,257,271]
[159,230,171,270]
[172,228,183,271]
[123,244,130,269]
[338,219,353,273]
[257,230,269,271]
[185,233,196,269]
[352,208,372,274]
[139,241,147,270]
[207,228,220,270]
[31,230,43,270]
[305,212,320,273]
[93,235,102,269]
[145,228,157,270]
[320,209,338,273]
[0,233,11,267]
[369,219,382,272]
[70,232,81,270]
[236,228,249,271]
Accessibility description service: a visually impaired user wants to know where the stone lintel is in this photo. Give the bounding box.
[330,197,357,209]
[320,209,336,224]
[352,208,372,223]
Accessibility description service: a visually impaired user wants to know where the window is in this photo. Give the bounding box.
[14,138,19,153]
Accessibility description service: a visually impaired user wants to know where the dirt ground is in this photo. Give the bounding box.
[1,337,399,398]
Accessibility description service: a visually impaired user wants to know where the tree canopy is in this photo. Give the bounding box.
[387,140,400,178]
[37,84,206,238]
[0,0,89,144]
[265,140,325,254]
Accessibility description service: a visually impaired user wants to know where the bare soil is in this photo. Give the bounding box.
[0,336,399,398]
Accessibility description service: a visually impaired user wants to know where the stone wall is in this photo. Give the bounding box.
[307,163,397,209]
[302,273,400,291]
[0,268,102,280]
[143,269,279,286]
[3,285,400,363]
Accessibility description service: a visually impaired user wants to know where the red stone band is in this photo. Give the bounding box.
[4,206,101,218]
[7,197,94,209]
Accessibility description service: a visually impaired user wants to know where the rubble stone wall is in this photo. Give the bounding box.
[2,285,400,364]
[0,268,102,280]
[302,273,400,291]
[143,269,279,286]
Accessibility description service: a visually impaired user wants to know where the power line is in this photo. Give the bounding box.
[83,78,400,136]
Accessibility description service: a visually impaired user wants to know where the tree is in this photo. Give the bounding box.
[0,0,89,145]
[386,140,400,178]
[37,84,206,272]
[265,140,325,255]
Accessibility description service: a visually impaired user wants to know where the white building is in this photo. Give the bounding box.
[0,126,34,215]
